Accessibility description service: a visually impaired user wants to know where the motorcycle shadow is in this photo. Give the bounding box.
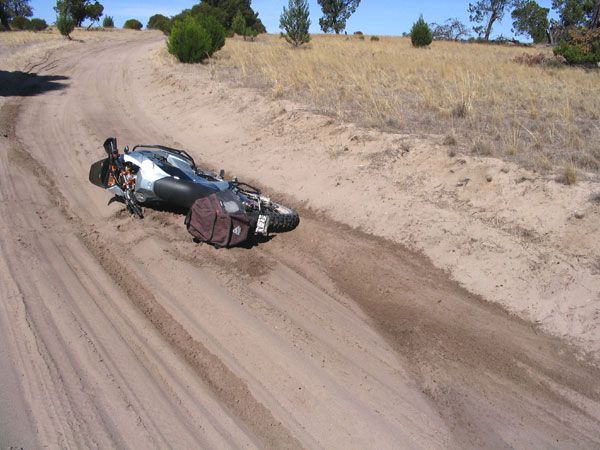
[144,202,277,249]
[110,198,277,249]
[192,234,275,250]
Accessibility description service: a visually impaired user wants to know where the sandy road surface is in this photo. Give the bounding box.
[1,31,600,448]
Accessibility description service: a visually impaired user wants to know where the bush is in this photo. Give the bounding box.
[554,28,600,64]
[30,18,48,31]
[147,14,171,34]
[564,165,577,185]
[123,19,143,30]
[168,16,212,63]
[243,26,258,40]
[410,15,433,47]
[513,52,566,67]
[513,52,545,65]
[11,16,31,30]
[370,35,379,41]
[196,15,225,53]
[231,9,246,35]
[56,14,75,38]
[102,15,114,28]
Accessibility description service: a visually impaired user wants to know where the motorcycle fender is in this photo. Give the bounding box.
[107,185,125,197]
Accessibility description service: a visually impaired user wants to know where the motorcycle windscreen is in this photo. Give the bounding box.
[89,158,111,188]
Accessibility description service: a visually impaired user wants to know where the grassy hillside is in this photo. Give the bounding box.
[221,34,600,177]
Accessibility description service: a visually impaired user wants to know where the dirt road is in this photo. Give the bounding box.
[1,31,599,448]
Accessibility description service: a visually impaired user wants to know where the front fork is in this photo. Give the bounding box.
[238,190,271,235]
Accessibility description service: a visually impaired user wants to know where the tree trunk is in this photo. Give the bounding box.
[591,0,600,29]
[484,12,497,40]
[0,2,10,30]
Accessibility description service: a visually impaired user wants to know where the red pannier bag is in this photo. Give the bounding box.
[185,190,250,248]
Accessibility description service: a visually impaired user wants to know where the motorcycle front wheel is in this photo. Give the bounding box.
[250,203,299,233]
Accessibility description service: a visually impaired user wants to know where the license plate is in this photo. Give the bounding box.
[255,214,270,235]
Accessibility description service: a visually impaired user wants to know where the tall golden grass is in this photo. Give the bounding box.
[0,28,62,47]
[220,34,600,175]
[0,28,119,52]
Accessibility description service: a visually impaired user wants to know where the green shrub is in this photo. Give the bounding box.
[123,19,143,30]
[554,28,600,64]
[11,16,31,30]
[231,9,246,35]
[30,18,48,31]
[102,16,114,28]
[555,42,600,63]
[56,14,75,38]
[370,35,380,41]
[279,0,311,47]
[410,15,433,47]
[196,15,225,53]
[147,14,172,34]
[243,26,258,40]
[168,16,212,63]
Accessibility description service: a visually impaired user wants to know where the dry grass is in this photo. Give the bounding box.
[0,28,130,55]
[564,164,578,185]
[0,28,62,46]
[218,34,600,175]
[0,27,123,47]
[0,28,134,72]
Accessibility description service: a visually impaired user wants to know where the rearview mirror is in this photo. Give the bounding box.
[103,137,118,156]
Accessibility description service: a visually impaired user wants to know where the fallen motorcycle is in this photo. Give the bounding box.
[89,137,299,242]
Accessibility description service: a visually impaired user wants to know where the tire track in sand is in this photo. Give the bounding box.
[2,92,301,448]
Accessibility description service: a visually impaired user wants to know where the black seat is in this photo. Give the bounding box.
[153,177,218,209]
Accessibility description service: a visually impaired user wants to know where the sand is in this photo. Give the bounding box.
[0,30,598,448]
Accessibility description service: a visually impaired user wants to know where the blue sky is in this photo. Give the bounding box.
[29,0,556,38]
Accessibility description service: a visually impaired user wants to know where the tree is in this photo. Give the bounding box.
[102,15,112,27]
[591,0,599,27]
[147,13,172,34]
[552,0,595,27]
[468,0,513,40]
[189,2,228,27]
[317,0,360,34]
[231,9,245,34]
[280,0,310,46]
[431,18,470,40]
[197,0,265,33]
[6,0,32,17]
[0,3,8,30]
[123,18,142,30]
[10,15,30,29]
[30,18,47,30]
[411,14,433,46]
[85,0,102,28]
[512,0,550,42]
[56,12,75,38]
[1,0,33,29]
[55,0,104,27]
